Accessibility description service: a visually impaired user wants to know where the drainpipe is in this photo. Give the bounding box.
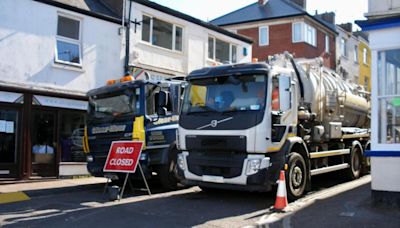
[124,0,132,76]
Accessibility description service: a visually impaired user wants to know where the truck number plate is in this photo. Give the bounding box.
[202,175,224,183]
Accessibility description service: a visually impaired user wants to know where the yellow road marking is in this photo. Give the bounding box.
[0,192,30,204]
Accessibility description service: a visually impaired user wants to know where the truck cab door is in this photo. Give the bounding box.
[271,75,293,143]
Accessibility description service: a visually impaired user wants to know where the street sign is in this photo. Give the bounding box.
[103,141,144,173]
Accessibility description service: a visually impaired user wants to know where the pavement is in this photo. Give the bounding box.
[0,177,108,203]
[0,175,399,227]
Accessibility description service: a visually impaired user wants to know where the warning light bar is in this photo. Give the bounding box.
[106,76,135,86]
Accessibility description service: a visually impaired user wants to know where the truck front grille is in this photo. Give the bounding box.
[187,150,246,178]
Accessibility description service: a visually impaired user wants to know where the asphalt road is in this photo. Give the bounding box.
[0,174,371,228]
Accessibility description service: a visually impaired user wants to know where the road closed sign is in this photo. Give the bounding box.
[103,141,144,173]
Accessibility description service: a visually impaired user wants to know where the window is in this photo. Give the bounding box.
[354,45,358,63]
[141,15,183,52]
[208,36,237,63]
[259,26,269,46]
[60,112,86,162]
[364,77,369,89]
[340,38,348,57]
[292,22,316,46]
[56,15,82,66]
[363,48,368,64]
[377,49,400,144]
[325,34,330,53]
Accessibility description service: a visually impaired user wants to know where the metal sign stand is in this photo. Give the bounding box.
[119,163,152,200]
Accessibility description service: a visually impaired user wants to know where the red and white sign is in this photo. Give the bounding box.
[103,141,144,173]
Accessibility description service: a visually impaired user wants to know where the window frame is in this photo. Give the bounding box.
[292,22,317,47]
[363,48,368,65]
[208,36,237,64]
[340,38,348,57]
[325,34,330,53]
[55,13,83,67]
[354,45,359,63]
[141,14,183,52]
[259,26,269,46]
[375,48,400,148]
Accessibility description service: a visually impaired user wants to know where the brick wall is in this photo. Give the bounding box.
[237,22,336,69]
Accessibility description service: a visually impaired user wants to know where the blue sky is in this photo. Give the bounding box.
[151,0,368,30]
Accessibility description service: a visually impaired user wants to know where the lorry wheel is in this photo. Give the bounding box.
[347,147,362,180]
[286,152,307,201]
[159,148,179,190]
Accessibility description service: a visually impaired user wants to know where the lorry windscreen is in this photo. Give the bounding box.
[88,88,140,117]
[182,74,267,114]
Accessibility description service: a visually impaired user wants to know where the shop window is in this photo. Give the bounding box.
[0,110,18,164]
[56,15,82,66]
[141,15,183,52]
[60,112,86,162]
[377,49,400,144]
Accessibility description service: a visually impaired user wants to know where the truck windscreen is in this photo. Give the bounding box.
[182,74,267,114]
[88,88,140,117]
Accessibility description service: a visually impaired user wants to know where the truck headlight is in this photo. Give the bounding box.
[177,153,186,171]
[246,159,261,175]
[86,155,93,163]
[140,153,148,161]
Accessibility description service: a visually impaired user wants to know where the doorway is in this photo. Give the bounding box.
[0,108,19,178]
[31,110,57,177]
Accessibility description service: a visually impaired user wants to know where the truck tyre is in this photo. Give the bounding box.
[159,147,179,190]
[286,152,307,201]
[347,147,362,180]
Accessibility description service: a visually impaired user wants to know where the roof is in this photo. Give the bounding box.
[210,0,336,33]
[133,0,253,44]
[353,31,369,42]
[34,0,122,24]
[356,16,400,31]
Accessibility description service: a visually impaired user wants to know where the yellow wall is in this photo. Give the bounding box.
[358,41,371,91]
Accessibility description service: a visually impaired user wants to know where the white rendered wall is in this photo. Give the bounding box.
[0,0,124,93]
[128,3,252,76]
[335,27,360,84]
[368,26,400,192]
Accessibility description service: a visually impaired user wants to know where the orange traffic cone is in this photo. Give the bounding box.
[273,170,288,212]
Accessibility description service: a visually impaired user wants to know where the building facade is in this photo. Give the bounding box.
[356,33,371,91]
[0,0,124,179]
[357,0,400,208]
[211,0,337,69]
[0,0,252,180]
[336,24,361,84]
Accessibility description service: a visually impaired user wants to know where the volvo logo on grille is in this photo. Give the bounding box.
[197,117,234,130]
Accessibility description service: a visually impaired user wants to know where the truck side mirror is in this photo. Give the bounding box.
[157,91,168,116]
[279,75,291,111]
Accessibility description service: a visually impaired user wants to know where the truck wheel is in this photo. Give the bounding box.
[159,147,179,190]
[286,152,307,201]
[347,147,362,180]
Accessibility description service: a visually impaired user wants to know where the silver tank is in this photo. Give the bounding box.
[296,59,370,128]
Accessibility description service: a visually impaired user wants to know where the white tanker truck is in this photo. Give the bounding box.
[176,53,370,200]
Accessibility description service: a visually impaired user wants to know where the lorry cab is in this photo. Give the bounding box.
[85,75,185,189]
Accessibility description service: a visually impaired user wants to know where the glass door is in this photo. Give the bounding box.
[31,110,57,177]
[0,108,19,177]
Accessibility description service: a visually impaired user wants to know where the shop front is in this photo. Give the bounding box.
[0,87,88,180]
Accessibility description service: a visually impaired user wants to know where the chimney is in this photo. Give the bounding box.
[290,0,306,9]
[339,23,353,33]
[258,0,268,6]
[317,12,336,25]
